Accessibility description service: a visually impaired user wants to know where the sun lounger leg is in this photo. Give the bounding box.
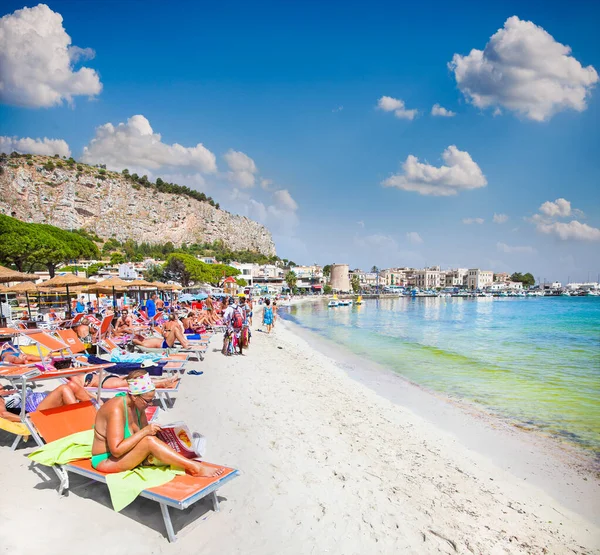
[10,434,22,450]
[211,491,220,512]
[158,393,168,411]
[56,467,69,496]
[159,502,177,543]
[164,391,172,408]
[26,418,45,447]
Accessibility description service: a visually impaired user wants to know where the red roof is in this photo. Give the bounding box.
[223,276,237,283]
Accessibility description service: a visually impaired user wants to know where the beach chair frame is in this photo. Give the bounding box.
[28,402,239,542]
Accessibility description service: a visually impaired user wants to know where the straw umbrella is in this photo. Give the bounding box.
[87,276,131,310]
[0,266,38,321]
[127,279,156,307]
[38,274,96,317]
[6,281,38,319]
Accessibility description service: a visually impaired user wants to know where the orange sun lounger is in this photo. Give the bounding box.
[28,402,239,542]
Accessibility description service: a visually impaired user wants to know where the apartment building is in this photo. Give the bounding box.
[467,269,494,290]
[414,267,446,289]
[445,268,468,287]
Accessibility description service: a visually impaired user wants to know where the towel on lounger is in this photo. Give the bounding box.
[28,430,182,511]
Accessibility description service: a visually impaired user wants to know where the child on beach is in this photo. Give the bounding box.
[262,299,273,334]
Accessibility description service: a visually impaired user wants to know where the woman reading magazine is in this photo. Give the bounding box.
[91,370,223,477]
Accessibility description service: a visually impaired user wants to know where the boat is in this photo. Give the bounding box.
[328,300,338,308]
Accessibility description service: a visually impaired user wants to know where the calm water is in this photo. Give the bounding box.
[284,297,600,454]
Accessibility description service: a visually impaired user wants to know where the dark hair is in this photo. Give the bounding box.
[265,299,271,306]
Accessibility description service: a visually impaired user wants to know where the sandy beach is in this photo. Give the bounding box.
[1,314,599,554]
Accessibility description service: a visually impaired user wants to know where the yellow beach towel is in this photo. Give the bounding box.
[0,417,30,437]
[28,431,182,511]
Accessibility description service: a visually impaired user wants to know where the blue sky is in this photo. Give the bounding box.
[1,1,599,283]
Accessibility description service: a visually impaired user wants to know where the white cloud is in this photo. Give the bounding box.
[377,96,418,120]
[382,145,487,196]
[493,213,509,224]
[536,220,600,241]
[406,231,423,244]
[530,198,599,241]
[0,135,71,157]
[357,221,365,228]
[539,198,571,217]
[81,115,217,178]
[260,178,273,190]
[431,104,456,117]
[332,105,344,113]
[449,16,598,121]
[223,149,258,188]
[273,189,298,211]
[497,242,536,254]
[0,4,102,108]
[462,217,484,224]
[354,233,425,268]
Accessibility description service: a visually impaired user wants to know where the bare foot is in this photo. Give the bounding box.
[187,461,226,478]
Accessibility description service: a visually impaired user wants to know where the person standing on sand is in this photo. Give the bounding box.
[262,298,273,334]
[272,301,278,327]
[222,297,237,354]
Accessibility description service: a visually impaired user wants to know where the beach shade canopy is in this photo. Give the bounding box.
[86,276,130,293]
[0,284,9,292]
[0,265,38,284]
[127,279,156,288]
[150,281,170,290]
[38,274,96,289]
[6,281,39,293]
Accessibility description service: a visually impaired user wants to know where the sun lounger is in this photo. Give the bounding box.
[28,402,239,542]
[54,328,88,354]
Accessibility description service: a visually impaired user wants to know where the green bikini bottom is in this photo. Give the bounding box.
[91,452,110,469]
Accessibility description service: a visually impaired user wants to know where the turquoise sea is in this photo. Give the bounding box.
[283,297,600,455]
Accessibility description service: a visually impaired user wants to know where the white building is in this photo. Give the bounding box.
[467,269,494,290]
[118,263,139,279]
[290,265,324,292]
[414,267,445,289]
[445,268,468,287]
[229,262,255,286]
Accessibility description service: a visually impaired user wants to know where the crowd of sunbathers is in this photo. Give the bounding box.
[0,292,264,478]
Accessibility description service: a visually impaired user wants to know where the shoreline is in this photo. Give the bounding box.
[279,305,600,523]
[0,313,598,553]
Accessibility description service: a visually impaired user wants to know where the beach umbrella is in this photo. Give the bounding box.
[127,279,156,307]
[38,274,96,317]
[6,281,38,320]
[0,265,37,284]
[86,276,130,309]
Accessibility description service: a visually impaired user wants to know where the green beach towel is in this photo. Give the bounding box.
[28,431,183,512]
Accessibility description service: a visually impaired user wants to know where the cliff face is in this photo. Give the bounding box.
[0,155,276,254]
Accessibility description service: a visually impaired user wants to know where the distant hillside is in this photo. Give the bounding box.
[0,153,276,255]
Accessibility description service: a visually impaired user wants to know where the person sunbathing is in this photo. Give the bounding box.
[91,371,223,477]
[0,381,89,422]
[70,371,180,391]
[0,343,42,365]
[114,310,134,336]
[163,314,190,348]
[73,317,91,341]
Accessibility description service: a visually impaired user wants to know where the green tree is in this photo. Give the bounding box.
[323,284,333,294]
[285,270,297,290]
[236,278,247,287]
[323,264,332,278]
[371,265,379,273]
[351,274,360,293]
[110,252,126,265]
[86,262,104,277]
[510,272,535,287]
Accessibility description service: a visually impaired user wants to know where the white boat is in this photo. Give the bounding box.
[328,300,339,308]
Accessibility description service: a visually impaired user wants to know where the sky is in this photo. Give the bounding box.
[0,0,599,283]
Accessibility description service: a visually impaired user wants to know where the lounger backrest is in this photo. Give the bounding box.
[97,314,114,338]
[28,401,97,442]
[55,329,86,353]
[102,337,119,351]
[25,332,69,353]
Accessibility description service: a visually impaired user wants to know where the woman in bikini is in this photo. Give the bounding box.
[91,370,223,477]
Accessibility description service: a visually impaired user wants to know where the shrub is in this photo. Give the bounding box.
[43,161,55,171]
[77,165,83,171]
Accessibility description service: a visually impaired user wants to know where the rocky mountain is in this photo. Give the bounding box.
[0,154,276,255]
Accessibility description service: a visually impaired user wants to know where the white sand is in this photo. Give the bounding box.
[1,317,598,554]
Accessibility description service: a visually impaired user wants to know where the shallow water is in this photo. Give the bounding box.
[284,297,600,454]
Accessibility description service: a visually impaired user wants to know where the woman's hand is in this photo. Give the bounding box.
[144,423,162,436]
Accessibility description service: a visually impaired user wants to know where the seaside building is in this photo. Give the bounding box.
[445,268,468,287]
[380,268,409,286]
[290,265,324,293]
[467,269,494,290]
[330,263,351,292]
[251,264,285,292]
[229,262,254,287]
[494,272,510,283]
[414,267,445,289]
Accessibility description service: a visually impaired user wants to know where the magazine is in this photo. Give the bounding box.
[157,422,206,460]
